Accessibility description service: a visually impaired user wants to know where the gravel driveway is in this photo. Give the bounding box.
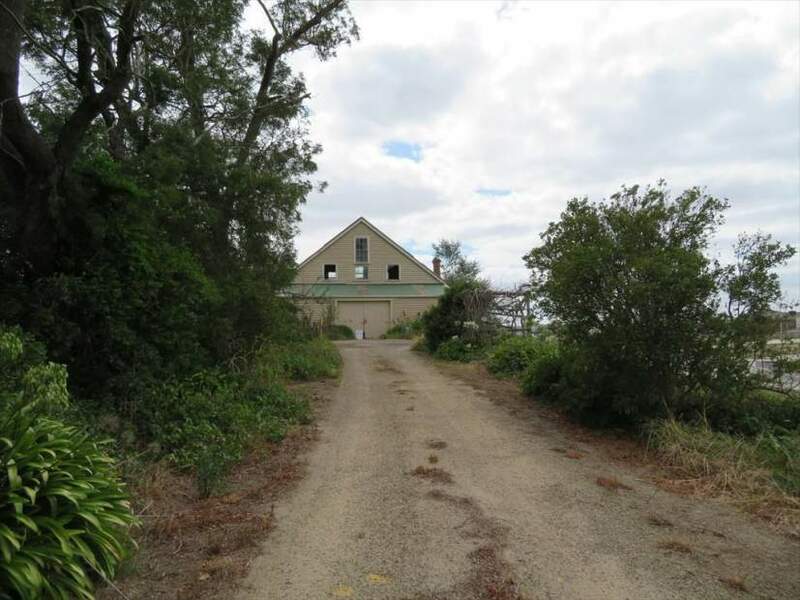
[238,340,799,600]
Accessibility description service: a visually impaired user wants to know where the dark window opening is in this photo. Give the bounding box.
[387,264,400,280]
[324,264,337,280]
[355,237,369,262]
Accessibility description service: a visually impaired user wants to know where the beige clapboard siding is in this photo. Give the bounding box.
[294,298,333,324]
[296,297,437,329]
[296,222,437,284]
[391,297,438,322]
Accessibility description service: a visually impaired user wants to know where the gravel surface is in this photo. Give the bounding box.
[238,340,800,600]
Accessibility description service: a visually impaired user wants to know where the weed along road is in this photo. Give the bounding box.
[237,340,799,600]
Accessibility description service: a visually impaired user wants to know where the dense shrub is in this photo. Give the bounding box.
[140,371,312,496]
[434,338,485,362]
[324,324,355,340]
[700,390,800,436]
[0,328,136,599]
[487,335,557,377]
[134,336,338,495]
[421,279,496,352]
[382,318,423,339]
[524,183,795,426]
[521,346,565,398]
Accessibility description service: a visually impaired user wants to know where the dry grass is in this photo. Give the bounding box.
[596,476,633,491]
[411,466,454,484]
[719,575,748,592]
[656,539,693,554]
[406,406,415,411]
[565,449,585,460]
[428,454,439,464]
[427,440,448,450]
[648,419,800,536]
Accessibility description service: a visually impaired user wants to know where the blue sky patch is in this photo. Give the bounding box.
[382,140,422,162]
[476,187,512,197]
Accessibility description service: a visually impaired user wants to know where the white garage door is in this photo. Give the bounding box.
[337,301,391,339]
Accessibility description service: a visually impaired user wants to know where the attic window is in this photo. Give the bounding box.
[387,264,400,280]
[355,237,369,263]
[354,265,368,280]
[324,264,337,280]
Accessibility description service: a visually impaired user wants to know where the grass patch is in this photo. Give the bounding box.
[648,419,800,533]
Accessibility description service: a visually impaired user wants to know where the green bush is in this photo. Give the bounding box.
[324,324,355,340]
[701,390,800,436]
[382,318,423,339]
[521,346,565,398]
[487,335,557,377]
[0,328,136,599]
[421,279,495,352]
[139,369,311,495]
[434,337,485,362]
[523,183,796,427]
[135,337,336,495]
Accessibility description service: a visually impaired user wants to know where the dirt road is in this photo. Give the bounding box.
[238,340,799,600]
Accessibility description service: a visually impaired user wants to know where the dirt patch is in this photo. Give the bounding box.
[720,575,749,592]
[596,476,633,492]
[564,449,585,460]
[411,466,454,484]
[97,384,331,600]
[647,514,674,528]
[375,359,403,374]
[404,490,524,600]
[656,539,693,554]
[427,440,448,450]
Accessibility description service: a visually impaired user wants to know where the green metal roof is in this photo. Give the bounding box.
[286,283,446,298]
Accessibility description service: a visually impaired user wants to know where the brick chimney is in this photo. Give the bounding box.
[432,257,441,278]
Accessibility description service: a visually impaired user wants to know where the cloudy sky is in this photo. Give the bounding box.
[253,0,799,298]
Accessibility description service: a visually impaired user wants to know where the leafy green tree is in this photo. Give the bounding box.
[0,0,359,405]
[432,238,481,283]
[524,182,795,425]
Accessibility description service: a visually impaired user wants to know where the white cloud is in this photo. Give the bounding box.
[247,0,800,297]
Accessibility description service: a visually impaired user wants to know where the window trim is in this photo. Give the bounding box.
[386,264,400,281]
[354,236,369,263]
[323,263,337,280]
[354,264,368,280]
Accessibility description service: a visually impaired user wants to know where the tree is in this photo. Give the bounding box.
[432,238,481,283]
[0,1,359,405]
[524,182,795,425]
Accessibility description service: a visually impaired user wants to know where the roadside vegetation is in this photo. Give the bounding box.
[0,1,356,598]
[419,183,799,526]
[382,318,424,340]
